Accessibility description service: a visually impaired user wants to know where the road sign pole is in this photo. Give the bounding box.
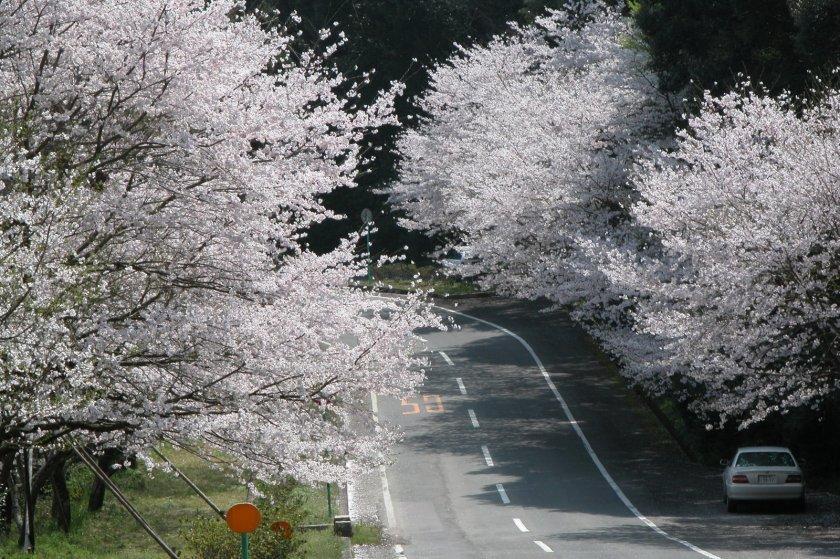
[365,225,372,281]
[361,208,373,282]
[326,483,333,519]
[241,534,249,559]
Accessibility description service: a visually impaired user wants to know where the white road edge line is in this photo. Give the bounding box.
[468,409,480,428]
[456,377,467,394]
[534,541,554,553]
[513,518,529,533]
[439,350,454,365]
[370,393,397,528]
[481,445,494,466]
[495,483,510,504]
[434,305,723,559]
[370,393,400,540]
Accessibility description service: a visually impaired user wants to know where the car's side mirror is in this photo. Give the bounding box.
[719,458,729,467]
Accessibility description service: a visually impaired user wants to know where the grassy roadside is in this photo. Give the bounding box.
[0,449,345,558]
[356,263,482,296]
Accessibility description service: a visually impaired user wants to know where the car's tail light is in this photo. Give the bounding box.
[731,474,749,484]
[785,474,802,483]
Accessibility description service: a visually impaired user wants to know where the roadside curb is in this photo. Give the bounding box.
[340,483,352,559]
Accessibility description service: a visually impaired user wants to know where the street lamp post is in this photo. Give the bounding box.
[361,208,373,281]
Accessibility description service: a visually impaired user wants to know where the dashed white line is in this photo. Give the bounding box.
[456,377,467,394]
[513,518,529,533]
[468,409,480,428]
[433,305,723,559]
[481,445,494,466]
[495,483,510,504]
[438,351,454,365]
[534,541,554,553]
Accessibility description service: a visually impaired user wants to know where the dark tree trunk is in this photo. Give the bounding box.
[0,452,15,534]
[88,476,107,513]
[88,448,125,512]
[50,463,71,533]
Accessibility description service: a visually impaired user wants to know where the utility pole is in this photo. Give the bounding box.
[361,208,373,281]
[326,483,333,519]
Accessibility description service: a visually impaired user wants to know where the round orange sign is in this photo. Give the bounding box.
[271,520,293,540]
[225,503,261,534]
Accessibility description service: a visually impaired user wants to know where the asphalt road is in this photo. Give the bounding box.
[372,297,840,559]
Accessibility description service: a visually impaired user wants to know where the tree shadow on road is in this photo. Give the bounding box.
[384,297,840,557]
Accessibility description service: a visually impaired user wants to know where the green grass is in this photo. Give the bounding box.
[1,448,344,558]
[350,523,382,546]
[357,262,482,296]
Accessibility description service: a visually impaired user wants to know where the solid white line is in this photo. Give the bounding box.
[534,541,554,553]
[434,305,723,559]
[495,483,510,504]
[438,351,454,365]
[468,409,480,428]
[481,445,494,466]
[513,518,529,533]
[371,393,398,530]
[456,377,467,394]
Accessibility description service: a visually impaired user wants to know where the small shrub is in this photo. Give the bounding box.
[182,514,299,559]
[181,481,308,559]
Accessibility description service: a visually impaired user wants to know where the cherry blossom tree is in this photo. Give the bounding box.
[629,87,840,426]
[391,0,672,359]
[0,0,434,514]
[392,0,839,428]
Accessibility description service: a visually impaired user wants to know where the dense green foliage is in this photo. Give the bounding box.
[631,0,840,96]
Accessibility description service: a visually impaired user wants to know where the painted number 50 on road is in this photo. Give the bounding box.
[401,395,445,414]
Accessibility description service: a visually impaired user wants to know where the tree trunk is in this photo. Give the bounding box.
[50,463,71,533]
[88,475,107,513]
[0,452,15,534]
[88,448,125,512]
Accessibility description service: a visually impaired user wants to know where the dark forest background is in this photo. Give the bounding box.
[247,0,840,262]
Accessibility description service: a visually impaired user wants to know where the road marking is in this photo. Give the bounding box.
[495,483,510,504]
[433,305,723,559]
[439,351,454,365]
[534,541,553,553]
[456,377,467,394]
[371,393,398,530]
[481,445,494,466]
[468,409,480,428]
[513,518,529,532]
[394,544,407,558]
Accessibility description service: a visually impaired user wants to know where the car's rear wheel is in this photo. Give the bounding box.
[795,496,806,513]
[726,497,739,513]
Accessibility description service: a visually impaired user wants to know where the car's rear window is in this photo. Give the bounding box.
[735,451,795,467]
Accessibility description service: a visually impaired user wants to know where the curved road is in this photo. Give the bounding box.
[370,298,840,559]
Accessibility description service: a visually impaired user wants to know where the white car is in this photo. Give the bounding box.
[722,446,805,512]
